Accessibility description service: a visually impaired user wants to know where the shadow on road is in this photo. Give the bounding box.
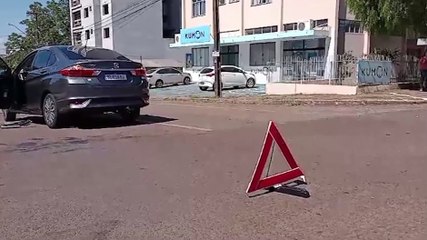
[249,180,310,199]
[20,114,177,130]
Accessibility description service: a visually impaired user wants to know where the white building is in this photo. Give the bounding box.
[69,0,186,67]
[171,0,421,83]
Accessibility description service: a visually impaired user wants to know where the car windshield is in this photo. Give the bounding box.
[59,46,129,61]
[200,68,213,74]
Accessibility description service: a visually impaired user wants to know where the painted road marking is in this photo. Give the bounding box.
[157,123,213,132]
[155,102,277,113]
[389,92,427,101]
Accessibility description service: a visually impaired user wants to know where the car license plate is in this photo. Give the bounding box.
[105,74,127,81]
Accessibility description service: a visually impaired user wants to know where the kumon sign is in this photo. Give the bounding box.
[180,25,212,44]
[357,60,394,85]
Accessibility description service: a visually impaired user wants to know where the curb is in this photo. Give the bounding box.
[151,97,427,106]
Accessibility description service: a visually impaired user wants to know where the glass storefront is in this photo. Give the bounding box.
[283,38,326,60]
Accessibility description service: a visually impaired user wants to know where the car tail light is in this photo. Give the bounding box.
[60,65,100,77]
[131,68,147,77]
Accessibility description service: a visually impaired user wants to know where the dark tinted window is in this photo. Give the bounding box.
[0,58,9,76]
[200,68,213,74]
[160,68,180,74]
[59,46,129,61]
[47,53,57,66]
[168,68,181,74]
[33,50,51,69]
[221,67,239,72]
[0,59,8,70]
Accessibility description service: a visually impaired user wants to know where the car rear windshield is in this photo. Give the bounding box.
[200,68,213,74]
[59,46,129,61]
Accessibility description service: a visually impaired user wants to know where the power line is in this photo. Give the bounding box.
[114,0,160,30]
[80,0,159,31]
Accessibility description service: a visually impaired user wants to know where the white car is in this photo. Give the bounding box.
[147,67,192,88]
[198,65,256,91]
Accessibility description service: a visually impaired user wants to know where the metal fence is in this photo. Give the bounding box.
[280,54,420,85]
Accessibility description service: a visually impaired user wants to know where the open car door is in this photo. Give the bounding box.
[0,57,13,110]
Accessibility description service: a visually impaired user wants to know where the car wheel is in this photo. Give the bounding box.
[199,87,208,91]
[1,109,17,122]
[42,93,63,129]
[155,80,164,88]
[120,107,140,123]
[246,78,256,88]
[183,77,191,85]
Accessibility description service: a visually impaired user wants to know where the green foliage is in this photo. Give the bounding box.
[347,0,427,35]
[372,48,401,61]
[4,0,71,68]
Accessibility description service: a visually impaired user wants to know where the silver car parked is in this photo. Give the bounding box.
[147,67,192,88]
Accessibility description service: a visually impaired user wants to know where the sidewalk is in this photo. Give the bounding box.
[152,89,427,106]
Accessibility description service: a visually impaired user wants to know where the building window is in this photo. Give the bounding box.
[90,29,93,34]
[283,39,326,59]
[84,7,89,18]
[284,23,297,31]
[229,0,240,3]
[314,19,328,28]
[192,47,209,66]
[219,0,226,5]
[250,42,276,66]
[85,29,90,40]
[245,25,278,35]
[102,4,109,15]
[251,0,271,6]
[103,27,110,38]
[192,0,206,17]
[220,45,239,66]
[339,19,364,33]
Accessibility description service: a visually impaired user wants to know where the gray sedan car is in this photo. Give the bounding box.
[147,67,192,88]
[0,45,150,128]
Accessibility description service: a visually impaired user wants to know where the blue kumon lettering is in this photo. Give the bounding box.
[185,30,205,40]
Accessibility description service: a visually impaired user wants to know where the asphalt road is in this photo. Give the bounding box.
[1,102,427,240]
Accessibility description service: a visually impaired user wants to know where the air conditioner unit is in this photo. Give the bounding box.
[297,20,314,31]
[174,34,180,44]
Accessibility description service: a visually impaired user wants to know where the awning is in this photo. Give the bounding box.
[170,29,329,48]
[130,58,184,68]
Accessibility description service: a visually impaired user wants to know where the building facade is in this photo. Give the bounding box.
[69,0,186,67]
[171,0,413,83]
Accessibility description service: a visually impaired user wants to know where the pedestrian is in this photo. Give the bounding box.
[419,49,427,91]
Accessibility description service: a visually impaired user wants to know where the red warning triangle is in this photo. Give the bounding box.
[246,121,305,194]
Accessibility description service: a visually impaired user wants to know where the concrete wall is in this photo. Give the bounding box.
[345,33,365,56]
[100,0,113,49]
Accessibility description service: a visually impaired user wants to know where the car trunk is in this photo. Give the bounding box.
[78,60,144,86]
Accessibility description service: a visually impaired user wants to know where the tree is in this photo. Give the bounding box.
[4,0,71,68]
[347,0,427,35]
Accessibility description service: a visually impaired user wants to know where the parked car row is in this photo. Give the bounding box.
[0,45,150,128]
[0,45,258,129]
[146,65,258,92]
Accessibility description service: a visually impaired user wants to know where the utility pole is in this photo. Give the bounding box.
[212,0,222,97]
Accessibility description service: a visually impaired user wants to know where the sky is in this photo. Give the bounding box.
[0,0,48,54]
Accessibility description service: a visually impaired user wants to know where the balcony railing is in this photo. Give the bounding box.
[73,19,82,28]
[71,0,81,8]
